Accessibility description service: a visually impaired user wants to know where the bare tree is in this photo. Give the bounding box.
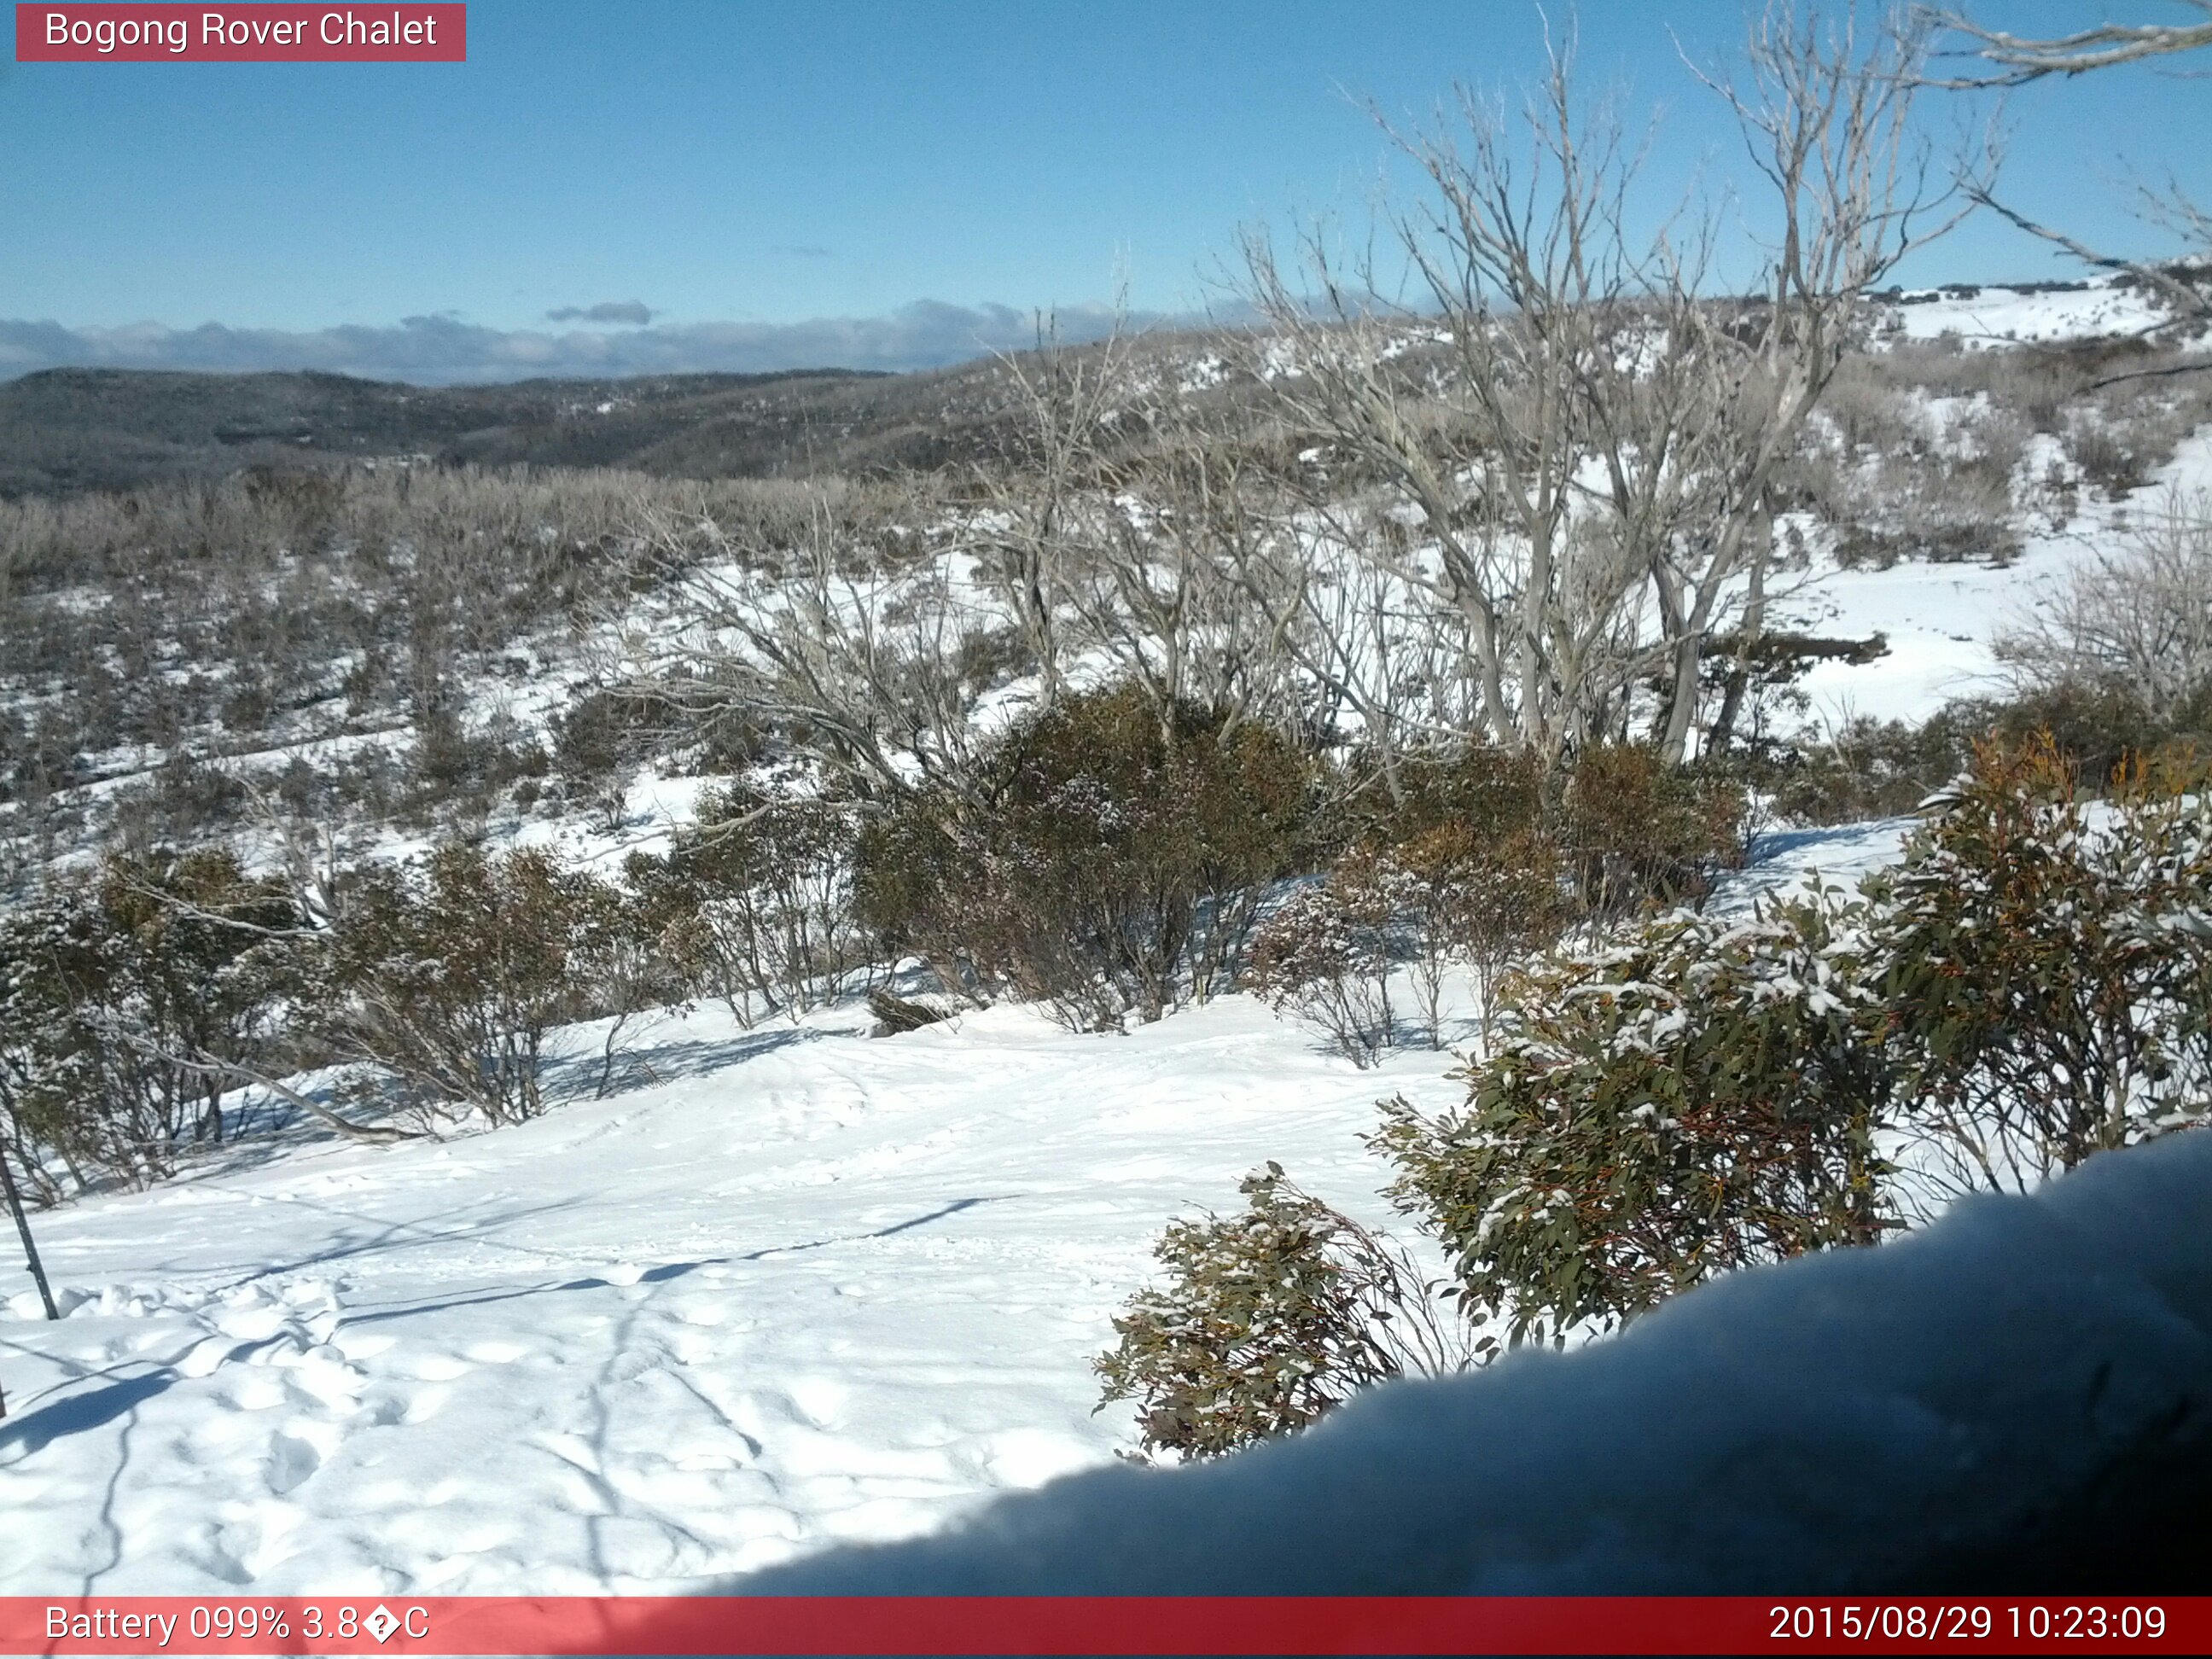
[1994,489,2212,701]
[1929,3,2212,82]
[972,315,1138,708]
[1929,4,2212,338]
[1238,49,1655,768]
[620,480,993,801]
[1239,7,1973,771]
[1060,401,1309,741]
[1657,4,1981,756]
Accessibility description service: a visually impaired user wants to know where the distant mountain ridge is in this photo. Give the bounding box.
[0,361,1043,496]
[4,276,2195,499]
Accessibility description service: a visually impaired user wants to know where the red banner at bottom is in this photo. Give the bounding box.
[1,1595,2200,1656]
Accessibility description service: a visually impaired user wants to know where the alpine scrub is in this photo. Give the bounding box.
[1373,894,1895,1348]
[1093,1164,1475,1461]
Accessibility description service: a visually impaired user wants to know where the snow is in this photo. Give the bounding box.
[0,991,1471,1595]
[0,821,1915,1596]
[1883,278,2175,348]
[8,278,2212,1598]
[0,815,2039,1597]
[1780,425,2212,726]
[1730,818,1919,911]
[738,1126,2212,1594]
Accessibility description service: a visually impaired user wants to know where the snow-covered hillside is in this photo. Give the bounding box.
[1784,424,2212,724]
[4,271,2209,1599]
[1880,276,2177,348]
[0,824,1899,1597]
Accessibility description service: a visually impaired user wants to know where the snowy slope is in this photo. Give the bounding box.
[0,825,1895,1596]
[1883,278,2174,347]
[741,1127,2212,1595]
[1778,426,2212,726]
[0,993,1461,1594]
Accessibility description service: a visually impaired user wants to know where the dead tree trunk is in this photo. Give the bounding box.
[0,1141,61,1413]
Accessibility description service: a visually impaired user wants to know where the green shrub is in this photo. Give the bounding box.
[1336,746,1548,852]
[551,691,663,832]
[1758,707,1984,825]
[1244,856,1408,1066]
[633,784,864,1022]
[1094,1164,1476,1462]
[1099,736,2212,1457]
[856,683,1316,1029]
[0,850,296,1190]
[1982,680,2212,791]
[1557,744,1749,928]
[1867,736,2212,1197]
[310,845,605,1126]
[1318,743,1730,1042]
[1752,684,2209,828]
[1372,893,1896,1348]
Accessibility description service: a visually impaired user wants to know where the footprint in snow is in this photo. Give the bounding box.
[265,1431,321,1495]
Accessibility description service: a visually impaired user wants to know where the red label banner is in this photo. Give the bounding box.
[0,1596,2201,1656]
[15,4,464,61]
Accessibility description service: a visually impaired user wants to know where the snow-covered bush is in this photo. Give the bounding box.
[1372,893,1896,1348]
[310,844,606,1126]
[1244,854,1409,1066]
[1868,735,2212,1200]
[0,850,295,1195]
[631,783,865,1023]
[1094,1164,1476,1461]
[856,684,1314,1030]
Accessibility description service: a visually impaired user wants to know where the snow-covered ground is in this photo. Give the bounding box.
[1781,425,2212,725]
[746,1127,2212,1594]
[5,276,2207,1598]
[1883,277,2174,347]
[0,822,1899,1596]
[0,984,1459,1593]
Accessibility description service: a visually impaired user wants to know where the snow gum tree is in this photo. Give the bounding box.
[1238,5,1981,769]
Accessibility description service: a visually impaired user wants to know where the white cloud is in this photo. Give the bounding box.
[544,300,657,325]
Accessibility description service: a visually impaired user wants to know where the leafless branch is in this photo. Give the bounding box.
[1922,3,2212,84]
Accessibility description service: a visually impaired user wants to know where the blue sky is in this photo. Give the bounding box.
[1,1,2205,379]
